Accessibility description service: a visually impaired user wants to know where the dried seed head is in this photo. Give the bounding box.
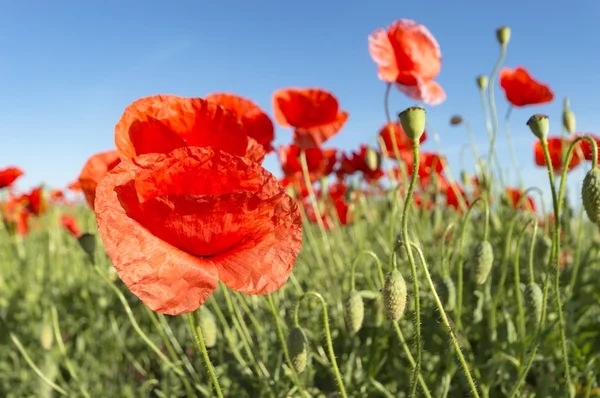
[476,75,488,90]
[345,290,365,334]
[441,276,456,312]
[199,308,217,348]
[398,106,426,143]
[450,115,463,126]
[472,241,494,285]
[496,26,511,45]
[526,283,543,324]
[365,146,381,171]
[526,114,549,141]
[582,168,600,224]
[287,326,309,373]
[383,269,407,321]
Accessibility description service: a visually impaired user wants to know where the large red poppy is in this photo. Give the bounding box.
[0,167,24,189]
[114,95,265,164]
[78,150,121,210]
[95,146,302,315]
[205,93,275,153]
[369,19,446,105]
[272,88,348,149]
[499,67,554,107]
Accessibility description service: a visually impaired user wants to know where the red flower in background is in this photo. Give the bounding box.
[20,186,46,217]
[95,146,302,315]
[68,180,82,192]
[396,151,445,178]
[445,182,468,210]
[337,145,384,182]
[279,144,337,183]
[205,93,275,153]
[0,167,24,189]
[1,195,30,236]
[575,133,600,161]
[504,187,536,212]
[533,137,581,173]
[369,19,446,105]
[78,150,121,210]
[499,67,554,107]
[272,88,348,149]
[378,122,427,156]
[61,214,81,238]
[114,95,265,164]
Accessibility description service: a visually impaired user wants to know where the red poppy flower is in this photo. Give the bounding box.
[574,133,600,161]
[369,19,446,105]
[0,167,24,189]
[114,95,265,164]
[504,187,536,212]
[61,214,81,238]
[50,189,64,200]
[78,150,121,210]
[95,146,302,315]
[205,93,275,153]
[533,137,581,173]
[499,67,554,107]
[20,186,46,217]
[402,151,445,177]
[279,144,337,182]
[379,122,427,157]
[445,182,468,210]
[272,88,348,149]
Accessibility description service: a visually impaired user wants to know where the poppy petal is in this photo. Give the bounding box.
[272,88,339,128]
[368,28,398,82]
[395,78,446,106]
[95,157,220,315]
[78,150,121,210]
[293,111,349,149]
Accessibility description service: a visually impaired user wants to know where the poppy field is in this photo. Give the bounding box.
[3,19,600,398]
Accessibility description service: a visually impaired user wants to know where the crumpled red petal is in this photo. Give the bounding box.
[115,95,248,160]
[78,150,121,210]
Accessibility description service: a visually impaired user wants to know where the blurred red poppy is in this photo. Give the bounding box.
[574,133,600,161]
[378,122,427,156]
[272,88,348,149]
[115,95,265,164]
[499,67,554,107]
[61,214,81,238]
[369,19,446,105]
[279,144,337,182]
[205,93,275,153]
[95,146,302,315]
[20,186,46,217]
[0,167,24,189]
[533,137,581,173]
[68,180,82,192]
[445,182,468,210]
[504,187,536,212]
[78,150,121,210]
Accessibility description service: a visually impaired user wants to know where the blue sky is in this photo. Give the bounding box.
[1,0,598,206]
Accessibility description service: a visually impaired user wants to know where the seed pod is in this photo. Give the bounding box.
[287,326,308,373]
[383,269,407,321]
[40,322,54,351]
[441,276,456,312]
[345,290,364,334]
[472,241,494,285]
[496,26,511,45]
[365,146,380,171]
[582,168,600,224]
[527,283,543,324]
[198,308,217,348]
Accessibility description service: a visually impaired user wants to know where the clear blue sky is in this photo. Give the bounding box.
[1,0,598,206]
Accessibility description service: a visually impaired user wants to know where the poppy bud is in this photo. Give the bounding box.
[398,106,426,143]
[450,115,463,126]
[476,75,488,90]
[287,326,309,373]
[345,290,365,334]
[460,170,471,187]
[77,233,96,264]
[582,167,600,224]
[383,269,407,321]
[562,110,576,134]
[40,322,54,351]
[526,114,549,141]
[526,283,543,323]
[472,241,494,285]
[198,308,217,348]
[496,26,511,45]
[365,146,381,171]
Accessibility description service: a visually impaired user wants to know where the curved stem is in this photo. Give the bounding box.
[455,197,490,331]
[187,313,224,398]
[527,220,539,286]
[350,250,385,291]
[487,43,507,185]
[463,119,481,163]
[401,141,423,397]
[293,292,347,398]
[567,207,585,294]
[441,223,457,277]
[409,242,480,398]
[514,218,536,352]
[299,150,329,246]
[266,294,307,397]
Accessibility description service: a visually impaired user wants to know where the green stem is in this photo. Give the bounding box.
[514,218,536,355]
[293,292,347,398]
[350,250,385,291]
[401,141,422,397]
[567,207,585,294]
[187,313,224,398]
[487,42,508,185]
[527,220,539,286]
[409,243,480,398]
[266,294,307,397]
[299,150,329,245]
[504,106,524,187]
[441,223,457,278]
